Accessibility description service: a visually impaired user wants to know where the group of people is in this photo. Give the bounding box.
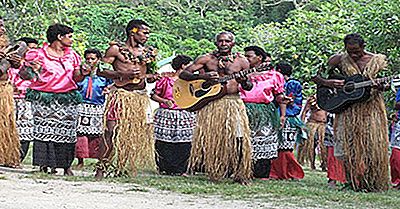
[0,16,399,192]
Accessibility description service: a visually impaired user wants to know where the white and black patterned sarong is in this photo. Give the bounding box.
[32,100,78,143]
[246,103,279,160]
[77,103,104,136]
[153,108,196,143]
[14,98,34,141]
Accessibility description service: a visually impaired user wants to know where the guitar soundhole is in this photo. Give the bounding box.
[194,89,211,98]
[201,81,211,89]
[343,83,355,94]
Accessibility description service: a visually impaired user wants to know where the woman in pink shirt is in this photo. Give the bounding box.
[150,55,196,176]
[20,24,85,175]
[239,46,288,180]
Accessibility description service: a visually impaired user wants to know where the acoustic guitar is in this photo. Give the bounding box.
[173,65,267,112]
[317,73,400,113]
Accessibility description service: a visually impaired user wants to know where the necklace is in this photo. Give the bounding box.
[211,51,238,73]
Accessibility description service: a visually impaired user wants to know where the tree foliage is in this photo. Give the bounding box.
[250,0,399,96]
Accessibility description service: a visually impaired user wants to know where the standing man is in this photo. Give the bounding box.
[0,16,21,167]
[298,94,328,171]
[312,33,390,192]
[96,19,158,179]
[180,31,253,184]
[20,23,84,175]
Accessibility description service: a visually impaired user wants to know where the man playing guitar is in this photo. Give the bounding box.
[312,33,390,192]
[179,31,253,184]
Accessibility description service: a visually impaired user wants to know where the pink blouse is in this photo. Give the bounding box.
[24,43,81,93]
[153,76,180,109]
[239,69,285,104]
[8,66,33,99]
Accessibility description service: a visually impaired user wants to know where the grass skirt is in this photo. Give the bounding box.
[335,93,389,192]
[104,89,155,176]
[298,121,326,169]
[190,95,252,182]
[0,81,20,166]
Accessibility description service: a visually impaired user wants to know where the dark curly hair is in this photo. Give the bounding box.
[46,23,74,44]
[171,55,192,71]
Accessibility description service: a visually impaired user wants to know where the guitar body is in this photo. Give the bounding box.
[173,78,225,112]
[317,74,371,113]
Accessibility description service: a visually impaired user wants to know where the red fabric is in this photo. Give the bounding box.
[270,150,304,180]
[390,147,400,185]
[106,94,120,121]
[327,146,346,183]
[75,136,100,158]
[85,76,93,100]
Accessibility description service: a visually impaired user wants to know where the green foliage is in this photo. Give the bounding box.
[250,0,399,97]
[1,0,291,59]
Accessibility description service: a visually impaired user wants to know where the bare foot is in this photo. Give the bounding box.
[76,163,84,170]
[64,168,74,176]
[95,169,104,181]
[39,166,48,173]
[180,173,189,177]
[50,168,57,174]
[259,178,269,181]
[310,164,316,170]
[328,179,337,189]
[234,178,251,186]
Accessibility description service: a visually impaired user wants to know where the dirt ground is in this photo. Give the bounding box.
[0,167,272,209]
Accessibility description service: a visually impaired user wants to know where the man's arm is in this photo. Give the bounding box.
[301,98,311,122]
[312,54,344,88]
[97,45,123,79]
[179,55,212,81]
[236,57,253,91]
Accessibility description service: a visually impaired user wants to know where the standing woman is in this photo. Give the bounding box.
[19,24,84,175]
[240,46,286,179]
[150,55,196,175]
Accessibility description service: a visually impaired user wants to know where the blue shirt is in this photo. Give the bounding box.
[285,79,302,116]
[78,75,113,105]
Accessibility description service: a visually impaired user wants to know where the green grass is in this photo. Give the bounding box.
[23,167,398,209]
[21,146,398,209]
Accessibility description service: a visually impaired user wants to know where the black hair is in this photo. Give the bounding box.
[46,23,74,44]
[84,48,102,59]
[344,33,365,47]
[171,55,192,71]
[126,19,149,37]
[244,45,268,62]
[17,37,38,45]
[276,62,293,76]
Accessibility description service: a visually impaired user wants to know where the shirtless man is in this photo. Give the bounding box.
[298,94,328,170]
[180,31,253,183]
[96,19,158,179]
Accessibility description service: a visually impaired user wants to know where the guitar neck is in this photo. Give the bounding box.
[354,75,398,88]
[217,65,266,83]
